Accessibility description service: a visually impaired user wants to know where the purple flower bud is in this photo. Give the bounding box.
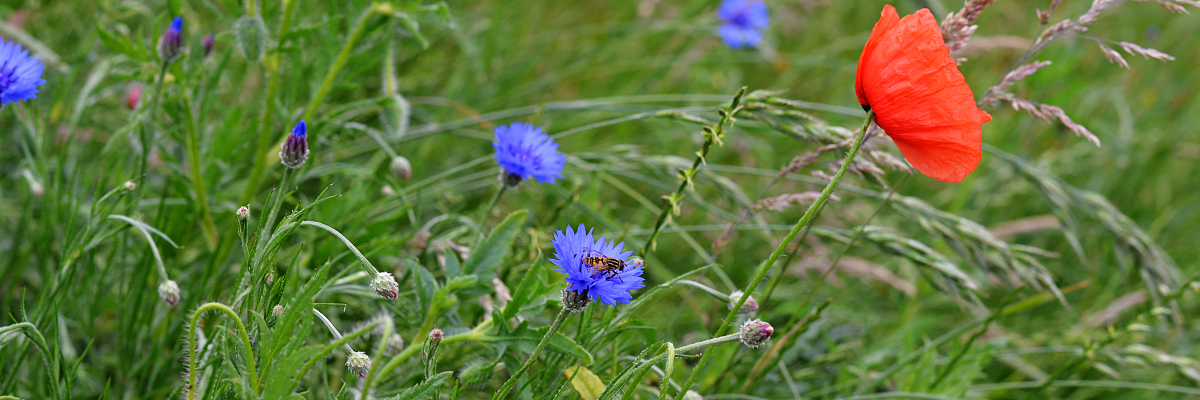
[345,351,371,378]
[158,17,184,63]
[236,205,250,220]
[429,328,444,343]
[158,280,180,306]
[370,272,399,300]
[739,318,773,348]
[202,33,215,57]
[728,291,759,314]
[279,120,309,168]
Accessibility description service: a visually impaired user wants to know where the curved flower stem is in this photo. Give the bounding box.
[640,87,747,256]
[0,322,58,399]
[493,308,571,400]
[187,302,257,400]
[675,111,874,398]
[299,220,381,276]
[674,280,729,299]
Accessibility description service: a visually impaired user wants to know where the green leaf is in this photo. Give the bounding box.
[414,265,437,312]
[564,366,605,400]
[95,25,150,62]
[464,210,527,282]
[548,332,594,365]
[502,253,544,320]
[394,371,453,400]
[443,246,461,278]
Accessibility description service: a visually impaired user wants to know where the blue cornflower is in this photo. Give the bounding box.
[159,17,184,63]
[550,224,645,307]
[717,0,769,49]
[492,122,565,187]
[280,120,309,168]
[0,38,46,107]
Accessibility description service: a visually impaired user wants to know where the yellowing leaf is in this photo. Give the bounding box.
[564,366,605,400]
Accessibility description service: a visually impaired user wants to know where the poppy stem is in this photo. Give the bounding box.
[674,110,875,398]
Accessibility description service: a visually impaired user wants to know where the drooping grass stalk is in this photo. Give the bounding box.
[313,309,356,354]
[640,87,746,256]
[0,322,59,399]
[186,303,257,400]
[675,110,874,398]
[494,307,571,400]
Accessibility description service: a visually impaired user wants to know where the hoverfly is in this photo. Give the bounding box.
[580,248,627,281]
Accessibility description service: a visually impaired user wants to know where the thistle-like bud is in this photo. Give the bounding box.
[126,84,142,110]
[561,288,591,313]
[739,319,773,349]
[428,328,444,344]
[682,391,704,400]
[728,290,759,314]
[158,17,184,63]
[272,305,284,317]
[345,351,371,378]
[123,181,137,191]
[202,33,215,58]
[370,272,399,300]
[236,205,250,220]
[158,280,180,306]
[279,120,309,169]
[390,156,412,180]
[234,16,268,62]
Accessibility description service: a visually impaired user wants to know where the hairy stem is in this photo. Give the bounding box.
[187,303,257,400]
[494,308,570,400]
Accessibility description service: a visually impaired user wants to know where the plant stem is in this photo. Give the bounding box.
[187,303,257,400]
[253,167,293,265]
[675,111,874,398]
[237,0,301,207]
[370,319,493,396]
[479,185,508,226]
[494,307,570,400]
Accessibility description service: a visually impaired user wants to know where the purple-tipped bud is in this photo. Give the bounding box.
[272,305,284,317]
[158,17,184,63]
[429,328,444,343]
[561,288,591,313]
[728,291,758,314]
[370,272,399,300]
[158,280,181,306]
[390,156,412,180]
[123,181,138,191]
[236,205,250,220]
[739,319,773,349]
[202,33,215,57]
[279,120,309,168]
[345,351,371,378]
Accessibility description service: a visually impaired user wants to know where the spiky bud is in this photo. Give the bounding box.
[728,291,759,314]
[272,305,284,317]
[390,156,412,180]
[739,319,773,349]
[561,288,591,313]
[236,205,250,220]
[428,328,444,343]
[158,280,180,306]
[279,120,309,169]
[345,351,371,378]
[370,272,399,300]
[158,17,184,63]
[202,33,215,58]
[123,181,137,191]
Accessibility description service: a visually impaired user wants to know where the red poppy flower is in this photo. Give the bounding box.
[855,5,992,183]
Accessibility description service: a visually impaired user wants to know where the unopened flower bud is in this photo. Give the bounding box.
[279,121,309,168]
[739,319,773,348]
[158,280,180,306]
[158,17,184,63]
[728,291,758,314]
[234,15,267,62]
[272,305,284,316]
[561,288,591,313]
[370,272,399,300]
[266,271,275,285]
[126,84,142,110]
[202,33,215,57]
[123,181,137,191]
[381,185,395,196]
[345,351,371,378]
[429,328,444,343]
[236,205,250,220]
[390,156,412,180]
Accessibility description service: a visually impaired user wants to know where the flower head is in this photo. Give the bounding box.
[855,5,992,183]
[202,33,215,58]
[728,290,759,314]
[717,0,769,49]
[280,120,309,168]
[236,205,250,220]
[158,280,180,306]
[371,272,399,300]
[560,287,591,312]
[0,38,46,107]
[345,351,371,378]
[492,122,565,187]
[550,224,645,307]
[429,328,444,343]
[158,17,184,63]
[739,318,773,348]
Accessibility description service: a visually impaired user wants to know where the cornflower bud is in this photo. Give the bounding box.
[272,305,284,317]
[123,181,137,191]
[279,120,309,169]
[728,290,759,314]
[370,272,399,300]
[381,185,395,197]
[158,280,180,306]
[202,33,215,58]
[561,288,591,313]
[739,318,773,348]
[236,205,250,220]
[390,156,412,180]
[345,351,371,378]
[429,328,444,344]
[158,17,184,63]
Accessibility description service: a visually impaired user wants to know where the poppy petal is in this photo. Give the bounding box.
[854,5,992,183]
